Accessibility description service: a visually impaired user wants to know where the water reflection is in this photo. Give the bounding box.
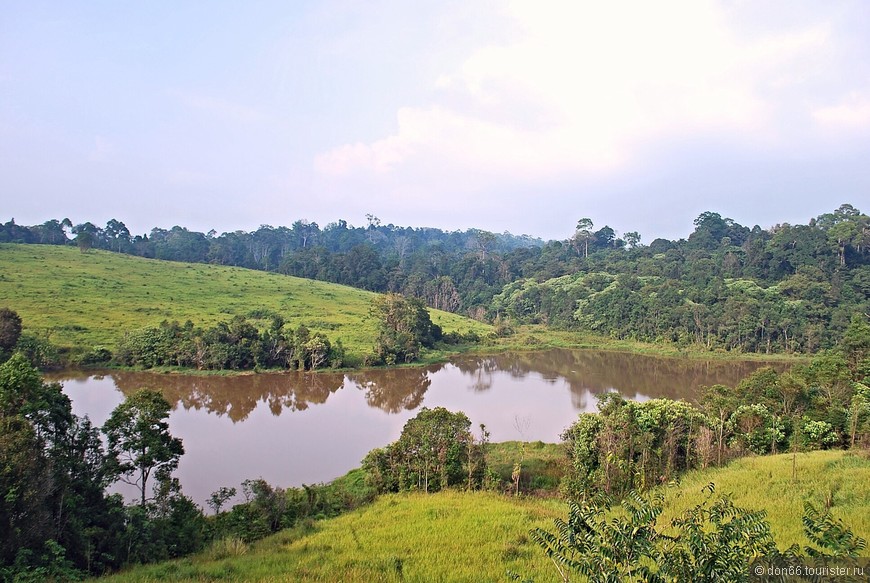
[451,349,783,409]
[54,370,347,422]
[347,366,437,413]
[52,349,788,504]
[53,350,786,423]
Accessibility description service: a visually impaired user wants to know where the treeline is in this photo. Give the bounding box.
[561,315,870,499]
[0,216,540,316]
[114,315,344,371]
[494,205,870,353]
[3,203,868,355]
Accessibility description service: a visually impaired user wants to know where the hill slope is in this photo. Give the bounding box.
[97,450,870,582]
[0,244,490,361]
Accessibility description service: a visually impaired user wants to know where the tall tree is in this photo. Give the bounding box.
[575,218,594,258]
[103,389,184,507]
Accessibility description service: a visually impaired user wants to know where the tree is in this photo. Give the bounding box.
[470,229,497,261]
[104,219,131,253]
[72,222,100,253]
[370,293,441,364]
[574,218,594,258]
[103,389,184,507]
[0,308,22,356]
[363,407,479,493]
[624,231,641,249]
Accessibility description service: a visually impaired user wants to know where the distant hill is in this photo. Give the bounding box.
[0,244,491,361]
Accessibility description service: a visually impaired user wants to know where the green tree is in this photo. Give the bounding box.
[103,389,184,507]
[371,293,441,364]
[0,354,124,576]
[574,218,594,258]
[363,407,481,493]
[0,308,22,359]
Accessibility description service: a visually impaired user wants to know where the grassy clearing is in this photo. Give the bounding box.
[657,449,870,550]
[96,492,564,583]
[95,450,869,582]
[487,441,566,492]
[0,244,490,363]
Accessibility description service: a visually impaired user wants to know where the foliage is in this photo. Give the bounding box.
[562,394,707,498]
[211,470,377,544]
[102,389,184,507]
[10,332,61,370]
[363,407,487,493]
[0,354,127,579]
[493,205,869,355]
[0,308,22,357]
[115,317,343,371]
[369,293,442,365]
[563,343,870,500]
[528,484,865,583]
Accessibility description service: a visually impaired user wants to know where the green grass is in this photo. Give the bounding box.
[95,450,870,582]
[657,450,870,550]
[0,244,491,363]
[487,441,566,492]
[96,492,565,582]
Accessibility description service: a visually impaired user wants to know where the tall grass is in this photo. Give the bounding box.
[96,450,870,582]
[96,491,563,582]
[656,450,870,549]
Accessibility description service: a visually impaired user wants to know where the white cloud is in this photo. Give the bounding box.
[813,92,870,126]
[315,0,831,183]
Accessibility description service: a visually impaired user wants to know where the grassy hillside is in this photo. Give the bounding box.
[0,244,491,362]
[659,450,870,550]
[97,450,870,582]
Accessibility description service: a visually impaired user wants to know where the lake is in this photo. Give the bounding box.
[54,348,785,505]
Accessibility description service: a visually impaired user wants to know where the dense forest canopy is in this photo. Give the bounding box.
[2,204,868,354]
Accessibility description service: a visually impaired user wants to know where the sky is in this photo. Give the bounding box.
[1,0,869,242]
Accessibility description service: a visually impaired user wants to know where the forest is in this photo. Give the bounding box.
[2,203,868,357]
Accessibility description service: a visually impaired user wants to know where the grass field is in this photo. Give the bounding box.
[658,450,870,550]
[96,450,870,582]
[0,244,491,363]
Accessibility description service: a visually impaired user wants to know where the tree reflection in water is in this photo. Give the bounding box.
[93,371,345,422]
[346,365,439,413]
[53,349,787,422]
[450,349,788,410]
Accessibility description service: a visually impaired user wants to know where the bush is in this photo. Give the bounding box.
[13,332,62,369]
[78,346,113,366]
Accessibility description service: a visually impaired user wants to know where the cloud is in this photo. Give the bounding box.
[315,0,831,183]
[813,92,870,127]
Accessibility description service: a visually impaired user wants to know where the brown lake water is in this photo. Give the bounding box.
[54,349,786,505]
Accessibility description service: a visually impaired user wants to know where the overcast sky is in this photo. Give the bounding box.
[2,0,868,242]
